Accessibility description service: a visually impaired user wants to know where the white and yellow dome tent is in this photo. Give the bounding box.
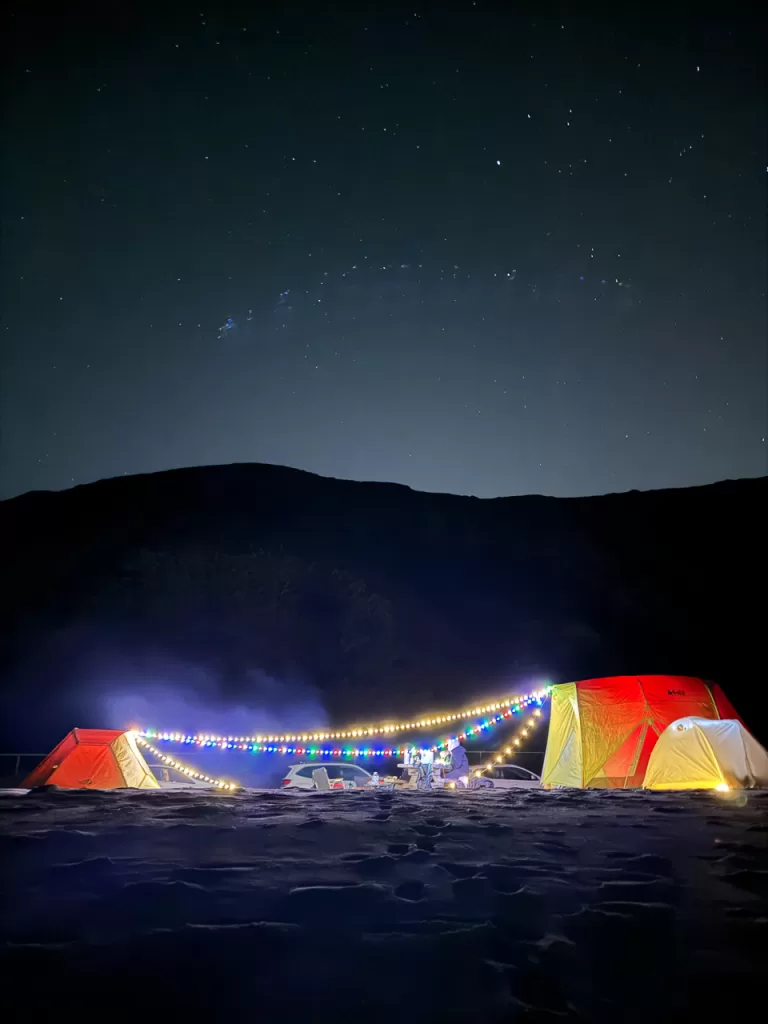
[540,675,733,789]
[644,717,768,791]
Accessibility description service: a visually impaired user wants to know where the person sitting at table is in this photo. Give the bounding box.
[444,737,470,787]
[416,747,434,789]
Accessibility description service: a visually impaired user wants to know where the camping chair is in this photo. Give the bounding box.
[312,767,332,790]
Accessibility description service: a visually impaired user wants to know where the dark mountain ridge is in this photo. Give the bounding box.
[1,464,765,748]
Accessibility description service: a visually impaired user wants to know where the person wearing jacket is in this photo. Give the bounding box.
[444,737,470,787]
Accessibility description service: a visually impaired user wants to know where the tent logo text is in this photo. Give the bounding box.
[667,689,686,696]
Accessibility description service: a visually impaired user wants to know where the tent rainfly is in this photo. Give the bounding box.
[541,675,741,790]
[644,717,768,791]
[23,728,160,790]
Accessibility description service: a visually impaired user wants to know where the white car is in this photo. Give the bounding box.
[485,764,542,789]
[281,762,375,790]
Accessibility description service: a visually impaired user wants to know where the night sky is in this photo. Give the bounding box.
[3,3,766,500]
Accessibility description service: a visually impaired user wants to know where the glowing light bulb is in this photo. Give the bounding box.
[138,685,554,757]
[715,782,729,792]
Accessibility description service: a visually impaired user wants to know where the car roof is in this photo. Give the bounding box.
[286,762,370,770]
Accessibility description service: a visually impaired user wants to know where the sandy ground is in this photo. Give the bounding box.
[1,786,766,1022]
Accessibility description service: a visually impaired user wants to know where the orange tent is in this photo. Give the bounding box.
[23,728,160,790]
[541,675,741,789]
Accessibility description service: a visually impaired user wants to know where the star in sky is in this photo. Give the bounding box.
[2,4,765,499]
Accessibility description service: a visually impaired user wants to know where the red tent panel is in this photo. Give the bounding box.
[46,743,126,788]
[22,728,157,790]
[576,675,720,787]
[543,675,735,789]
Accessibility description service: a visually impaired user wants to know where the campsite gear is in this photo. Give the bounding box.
[23,729,160,790]
[542,676,742,789]
[644,717,768,791]
[310,767,344,790]
[469,775,494,789]
[283,762,372,789]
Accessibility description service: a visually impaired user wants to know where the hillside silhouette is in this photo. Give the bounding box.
[1,464,765,748]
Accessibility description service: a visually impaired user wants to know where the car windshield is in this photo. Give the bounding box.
[495,765,537,779]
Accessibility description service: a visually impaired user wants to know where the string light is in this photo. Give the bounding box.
[134,734,240,790]
[137,693,550,767]
[138,684,552,748]
[138,737,409,759]
[135,689,550,787]
[475,700,547,777]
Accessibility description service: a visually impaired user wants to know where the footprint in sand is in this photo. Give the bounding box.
[595,878,677,904]
[721,869,768,898]
[395,880,426,902]
[482,863,525,894]
[348,854,398,877]
[387,842,411,855]
[277,882,397,928]
[601,852,675,878]
[535,839,573,853]
[438,862,480,879]
[479,822,511,835]
[400,849,433,864]
[452,875,495,908]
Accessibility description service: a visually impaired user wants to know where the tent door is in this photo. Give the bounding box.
[624,721,649,788]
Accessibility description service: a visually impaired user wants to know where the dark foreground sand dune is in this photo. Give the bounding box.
[2,787,766,1021]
